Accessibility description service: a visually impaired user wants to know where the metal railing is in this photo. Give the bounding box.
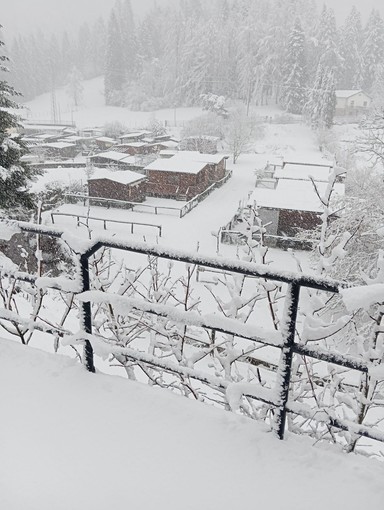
[0,219,383,445]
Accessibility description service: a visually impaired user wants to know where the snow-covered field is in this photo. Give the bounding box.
[22,76,204,129]
[1,338,384,510]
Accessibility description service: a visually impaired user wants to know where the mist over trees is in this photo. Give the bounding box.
[4,0,384,117]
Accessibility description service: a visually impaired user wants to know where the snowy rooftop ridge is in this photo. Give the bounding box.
[335,90,365,98]
[249,179,345,212]
[145,151,227,174]
[89,151,135,163]
[88,168,146,185]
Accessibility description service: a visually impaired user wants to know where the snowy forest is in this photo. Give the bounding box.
[5,0,384,121]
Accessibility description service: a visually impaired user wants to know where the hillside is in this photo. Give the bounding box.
[1,338,384,510]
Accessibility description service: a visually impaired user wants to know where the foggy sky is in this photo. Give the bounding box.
[0,0,161,39]
[1,0,384,40]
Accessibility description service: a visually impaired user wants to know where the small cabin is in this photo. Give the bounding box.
[144,152,228,200]
[88,151,135,169]
[95,137,117,150]
[119,131,151,144]
[40,142,78,159]
[248,179,345,248]
[88,169,147,203]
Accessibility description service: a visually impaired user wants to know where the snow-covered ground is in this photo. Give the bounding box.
[22,76,204,129]
[1,338,384,510]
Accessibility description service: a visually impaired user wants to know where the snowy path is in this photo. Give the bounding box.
[49,157,257,254]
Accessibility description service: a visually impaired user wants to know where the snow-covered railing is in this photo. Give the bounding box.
[64,194,182,216]
[50,212,162,237]
[0,219,383,445]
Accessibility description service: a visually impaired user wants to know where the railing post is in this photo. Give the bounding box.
[79,253,95,373]
[274,282,300,439]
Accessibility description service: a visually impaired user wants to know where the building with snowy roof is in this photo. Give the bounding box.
[335,90,371,116]
[88,151,136,169]
[144,151,228,200]
[40,142,78,159]
[88,169,147,203]
[248,179,345,247]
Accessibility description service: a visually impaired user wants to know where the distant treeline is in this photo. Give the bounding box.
[5,0,384,117]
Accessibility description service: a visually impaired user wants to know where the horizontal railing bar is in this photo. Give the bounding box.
[7,220,346,291]
[0,308,69,337]
[77,290,283,348]
[294,344,369,373]
[51,212,162,230]
[287,401,384,443]
[65,194,182,212]
[76,334,278,408]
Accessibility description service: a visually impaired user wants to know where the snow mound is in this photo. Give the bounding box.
[1,338,383,510]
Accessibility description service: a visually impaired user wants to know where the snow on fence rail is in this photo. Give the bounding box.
[0,218,383,445]
[64,193,182,217]
[50,212,162,236]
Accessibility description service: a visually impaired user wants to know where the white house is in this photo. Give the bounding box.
[335,90,371,116]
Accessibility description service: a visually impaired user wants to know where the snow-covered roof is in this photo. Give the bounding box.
[41,142,76,149]
[159,150,178,158]
[176,151,227,165]
[88,169,146,185]
[121,142,147,148]
[145,151,227,174]
[95,137,117,144]
[275,164,333,182]
[120,131,151,140]
[89,151,134,163]
[145,157,206,174]
[249,179,344,213]
[59,136,87,143]
[335,90,365,98]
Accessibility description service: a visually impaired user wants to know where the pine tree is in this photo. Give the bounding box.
[361,9,384,91]
[66,66,83,107]
[306,56,336,129]
[118,0,137,82]
[281,18,307,114]
[338,6,363,89]
[305,7,338,128]
[0,32,36,212]
[104,9,125,105]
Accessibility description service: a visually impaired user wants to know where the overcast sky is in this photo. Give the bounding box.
[1,0,159,40]
[1,0,384,40]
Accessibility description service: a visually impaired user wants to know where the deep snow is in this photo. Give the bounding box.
[1,338,384,510]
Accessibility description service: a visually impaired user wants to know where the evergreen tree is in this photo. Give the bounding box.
[0,32,36,212]
[306,55,336,129]
[306,7,338,128]
[338,6,363,88]
[66,66,83,107]
[118,0,137,82]
[361,9,384,91]
[281,18,307,114]
[104,9,125,105]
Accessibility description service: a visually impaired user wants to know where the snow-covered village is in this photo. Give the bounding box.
[2,0,384,508]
